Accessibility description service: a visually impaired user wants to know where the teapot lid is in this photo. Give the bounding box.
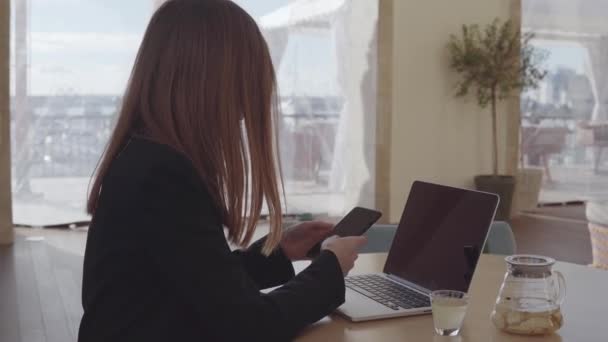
[506,255,556,267]
[505,255,556,277]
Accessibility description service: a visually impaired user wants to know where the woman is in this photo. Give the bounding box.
[78,1,366,341]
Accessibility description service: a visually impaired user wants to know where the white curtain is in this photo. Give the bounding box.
[584,37,608,122]
[253,0,378,216]
[263,30,290,71]
[328,0,377,214]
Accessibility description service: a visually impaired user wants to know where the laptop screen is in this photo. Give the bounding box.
[383,181,499,293]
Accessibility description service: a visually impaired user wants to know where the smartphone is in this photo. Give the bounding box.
[306,207,382,258]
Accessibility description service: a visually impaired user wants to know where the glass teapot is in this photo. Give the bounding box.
[491,255,566,335]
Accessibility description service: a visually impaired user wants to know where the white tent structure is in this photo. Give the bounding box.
[258,0,348,87]
[524,0,608,36]
[260,0,346,31]
[259,0,378,213]
[523,0,608,122]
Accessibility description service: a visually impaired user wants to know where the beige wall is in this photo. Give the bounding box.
[0,0,13,245]
[384,0,516,222]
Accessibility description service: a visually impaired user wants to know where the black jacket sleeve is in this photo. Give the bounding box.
[232,238,296,289]
[137,161,345,341]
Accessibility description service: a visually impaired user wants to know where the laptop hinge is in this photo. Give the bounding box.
[386,274,432,296]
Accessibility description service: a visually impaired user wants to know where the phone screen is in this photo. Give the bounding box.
[306,207,382,258]
[332,207,383,237]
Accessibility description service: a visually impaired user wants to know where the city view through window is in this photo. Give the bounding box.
[522,0,608,204]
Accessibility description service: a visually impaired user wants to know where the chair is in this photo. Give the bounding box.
[585,201,608,270]
[361,221,516,255]
[576,122,608,174]
[587,223,608,270]
[522,126,570,182]
[483,221,517,255]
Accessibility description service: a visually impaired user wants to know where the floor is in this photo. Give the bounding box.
[511,206,593,265]
[540,164,608,203]
[526,204,587,221]
[0,229,85,342]
[0,207,598,342]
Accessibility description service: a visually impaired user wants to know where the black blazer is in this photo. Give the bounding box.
[78,136,345,342]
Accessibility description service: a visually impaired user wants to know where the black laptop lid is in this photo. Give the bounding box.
[383,181,499,292]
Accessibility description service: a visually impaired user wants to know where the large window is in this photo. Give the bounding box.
[522,0,608,203]
[10,0,378,225]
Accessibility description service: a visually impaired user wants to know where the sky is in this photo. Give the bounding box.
[11,0,339,96]
[533,39,588,74]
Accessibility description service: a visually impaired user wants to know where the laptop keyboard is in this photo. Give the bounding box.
[345,274,431,311]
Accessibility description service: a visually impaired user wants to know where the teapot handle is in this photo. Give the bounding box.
[554,270,566,305]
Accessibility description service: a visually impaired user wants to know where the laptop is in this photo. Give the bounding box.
[336,181,499,322]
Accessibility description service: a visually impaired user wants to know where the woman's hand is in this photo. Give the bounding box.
[321,235,367,276]
[280,221,333,261]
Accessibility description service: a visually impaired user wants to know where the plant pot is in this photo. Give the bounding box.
[512,168,543,216]
[474,175,516,221]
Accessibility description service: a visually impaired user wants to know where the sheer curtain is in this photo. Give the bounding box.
[10,0,378,226]
[522,0,608,203]
[251,0,378,216]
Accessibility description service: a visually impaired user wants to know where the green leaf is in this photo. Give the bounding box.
[446,18,549,113]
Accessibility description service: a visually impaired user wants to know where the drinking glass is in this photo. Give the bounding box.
[430,290,469,336]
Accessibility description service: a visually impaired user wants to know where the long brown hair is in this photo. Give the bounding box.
[87,0,283,254]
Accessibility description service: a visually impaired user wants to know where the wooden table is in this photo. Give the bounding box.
[293,254,608,342]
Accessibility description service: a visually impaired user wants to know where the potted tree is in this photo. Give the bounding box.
[448,19,547,220]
